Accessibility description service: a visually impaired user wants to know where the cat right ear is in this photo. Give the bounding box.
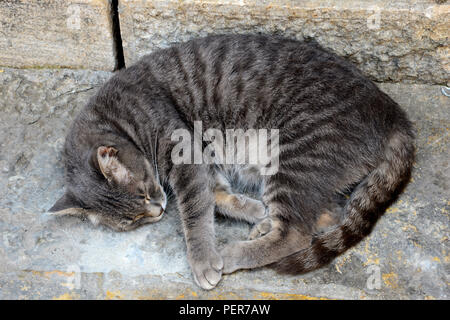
[47,192,85,217]
[97,146,132,184]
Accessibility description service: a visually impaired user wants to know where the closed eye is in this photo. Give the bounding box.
[137,185,147,195]
[136,194,146,200]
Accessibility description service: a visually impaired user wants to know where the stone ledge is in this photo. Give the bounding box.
[119,0,449,85]
[0,67,448,299]
[0,0,115,71]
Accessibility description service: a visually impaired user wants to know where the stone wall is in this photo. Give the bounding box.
[0,0,449,82]
[119,0,449,85]
[0,0,115,71]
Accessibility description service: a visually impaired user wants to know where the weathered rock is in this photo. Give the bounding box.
[0,0,115,71]
[0,67,448,299]
[119,0,449,85]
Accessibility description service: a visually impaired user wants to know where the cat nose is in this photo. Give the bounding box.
[143,200,165,218]
[149,199,165,212]
[149,190,166,206]
[150,199,162,206]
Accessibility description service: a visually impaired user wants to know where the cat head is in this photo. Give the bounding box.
[49,144,167,232]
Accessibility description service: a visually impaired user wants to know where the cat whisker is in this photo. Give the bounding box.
[153,129,161,185]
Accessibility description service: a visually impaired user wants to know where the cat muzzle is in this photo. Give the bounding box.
[133,205,164,222]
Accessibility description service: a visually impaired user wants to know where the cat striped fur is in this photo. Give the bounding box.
[50,34,415,289]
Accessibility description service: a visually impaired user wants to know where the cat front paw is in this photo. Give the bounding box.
[245,197,268,222]
[220,242,244,274]
[189,247,223,290]
[248,218,272,240]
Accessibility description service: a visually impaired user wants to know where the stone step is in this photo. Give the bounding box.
[0,67,448,299]
[119,0,449,85]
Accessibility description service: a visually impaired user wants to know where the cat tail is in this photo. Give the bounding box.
[273,126,415,274]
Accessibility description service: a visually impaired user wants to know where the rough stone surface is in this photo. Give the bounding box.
[0,0,115,71]
[0,67,448,299]
[119,0,449,85]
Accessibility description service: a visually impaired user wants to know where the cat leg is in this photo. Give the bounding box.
[315,208,339,233]
[220,198,312,274]
[214,189,267,224]
[213,172,267,224]
[169,164,223,290]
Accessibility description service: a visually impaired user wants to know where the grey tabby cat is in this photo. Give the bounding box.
[49,34,415,290]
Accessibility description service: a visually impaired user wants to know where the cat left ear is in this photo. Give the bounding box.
[47,192,85,217]
[97,146,133,184]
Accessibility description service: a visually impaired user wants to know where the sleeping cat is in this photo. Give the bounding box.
[49,34,415,290]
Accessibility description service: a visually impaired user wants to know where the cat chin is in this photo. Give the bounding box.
[133,209,164,223]
[139,213,164,224]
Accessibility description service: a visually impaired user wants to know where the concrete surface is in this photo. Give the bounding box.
[0,0,115,71]
[119,0,449,85]
[0,67,448,299]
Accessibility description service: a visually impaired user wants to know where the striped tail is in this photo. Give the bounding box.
[273,126,415,274]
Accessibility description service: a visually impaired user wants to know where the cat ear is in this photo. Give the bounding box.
[48,192,85,217]
[97,146,132,184]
